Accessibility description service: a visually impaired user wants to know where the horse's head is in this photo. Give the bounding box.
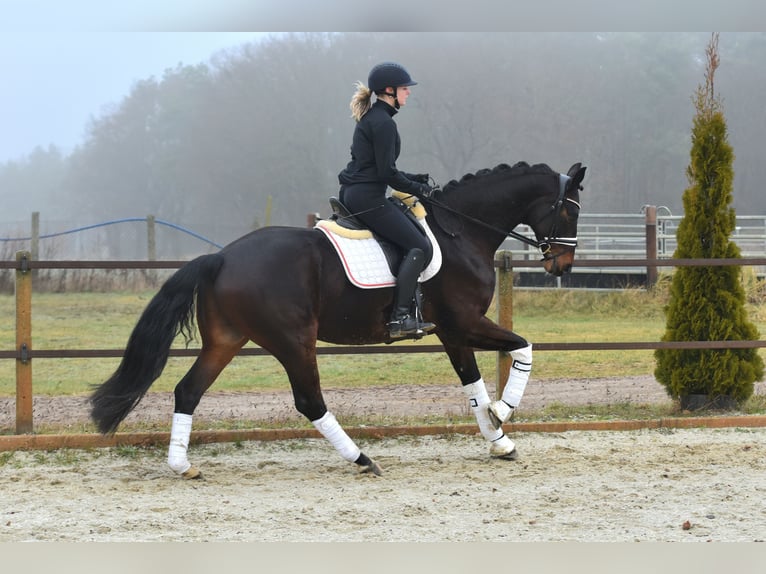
[527,163,585,276]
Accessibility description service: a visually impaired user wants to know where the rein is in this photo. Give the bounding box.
[423,194,535,245]
[418,173,580,259]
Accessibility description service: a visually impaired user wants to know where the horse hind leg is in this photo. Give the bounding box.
[275,344,382,476]
[168,342,244,479]
[312,411,382,476]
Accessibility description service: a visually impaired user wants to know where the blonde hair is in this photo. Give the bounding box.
[349,81,373,122]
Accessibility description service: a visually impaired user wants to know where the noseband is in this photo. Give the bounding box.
[528,174,581,261]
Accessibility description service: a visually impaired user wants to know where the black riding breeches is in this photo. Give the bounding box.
[340,183,430,262]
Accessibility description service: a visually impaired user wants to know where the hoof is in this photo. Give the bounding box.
[181,466,202,479]
[489,434,517,460]
[359,460,383,476]
[492,448,518,461]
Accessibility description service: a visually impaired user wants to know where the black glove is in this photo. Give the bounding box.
[413,182,434,199]
[411,173,430,184]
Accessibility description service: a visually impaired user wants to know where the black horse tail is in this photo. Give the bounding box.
[90,253,225,434]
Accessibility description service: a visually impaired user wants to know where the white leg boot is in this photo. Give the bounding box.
[167,413,201,479]
[312,411,361,462]
[311,411,382,475]
[462,378,517,459]
[488,344,532,430]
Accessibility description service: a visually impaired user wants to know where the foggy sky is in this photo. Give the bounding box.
[2,1,761,163]
[0,32,261,163]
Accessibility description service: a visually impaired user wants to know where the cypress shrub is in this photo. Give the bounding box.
[654,34,764,408]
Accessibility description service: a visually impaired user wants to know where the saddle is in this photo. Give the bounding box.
[314,191,442,289]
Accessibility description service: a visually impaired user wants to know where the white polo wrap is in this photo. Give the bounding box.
[462,378,504,443]
[312,411,361,463]
[167,413,193,474]
[501,344,533,408]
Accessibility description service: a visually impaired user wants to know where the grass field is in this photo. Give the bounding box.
[1,285,765,400]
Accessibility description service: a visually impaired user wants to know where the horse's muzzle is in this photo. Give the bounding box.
[542,249,575,276]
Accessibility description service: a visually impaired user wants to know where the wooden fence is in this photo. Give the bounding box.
[2,251,766,436]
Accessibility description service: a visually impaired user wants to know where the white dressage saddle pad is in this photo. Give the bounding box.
[315,216,442,289]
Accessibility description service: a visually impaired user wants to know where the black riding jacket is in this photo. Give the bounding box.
[338,100,420,193]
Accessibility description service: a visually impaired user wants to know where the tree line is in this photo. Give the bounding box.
[3,32,766,246]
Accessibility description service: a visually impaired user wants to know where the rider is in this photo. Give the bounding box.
[338,62,436,340]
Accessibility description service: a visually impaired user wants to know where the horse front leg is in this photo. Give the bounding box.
[440,341,517,460]
[459,316,534,431]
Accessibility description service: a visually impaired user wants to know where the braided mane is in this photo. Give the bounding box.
[440,161,556,196]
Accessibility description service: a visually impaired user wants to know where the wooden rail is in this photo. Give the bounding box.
[3,252,766,434]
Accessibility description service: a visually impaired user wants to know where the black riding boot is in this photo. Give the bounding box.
[388,248,436,339]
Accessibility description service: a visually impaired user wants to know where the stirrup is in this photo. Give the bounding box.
[388,316,435,340]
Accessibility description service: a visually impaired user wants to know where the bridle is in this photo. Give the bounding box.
[526,174,581,260]
[420,173,581,261]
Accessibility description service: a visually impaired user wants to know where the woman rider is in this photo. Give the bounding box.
[338,62,436,339]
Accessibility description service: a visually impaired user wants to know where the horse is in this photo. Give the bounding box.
[90,161,586,478]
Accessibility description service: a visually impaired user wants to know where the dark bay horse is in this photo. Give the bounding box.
[91,161,585,478]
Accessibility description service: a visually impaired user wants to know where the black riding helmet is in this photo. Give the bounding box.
[368,62,417,109]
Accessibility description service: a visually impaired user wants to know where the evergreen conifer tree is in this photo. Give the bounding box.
[655,33,763,408]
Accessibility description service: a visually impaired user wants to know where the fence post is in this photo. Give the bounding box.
[495,250,513,400]
[265,195,273,227]
[145,215,158,286]
[30,212,39,281]
[15,251,33,434]
[146,215,157,261]
[30,212,39,261]
[645,205,658,288]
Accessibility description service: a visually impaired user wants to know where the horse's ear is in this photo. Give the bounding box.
[568,164,586,190]
[567,163,582,177]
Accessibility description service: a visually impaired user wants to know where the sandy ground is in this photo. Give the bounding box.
[2,376,766,542]
[2,428,765,542]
